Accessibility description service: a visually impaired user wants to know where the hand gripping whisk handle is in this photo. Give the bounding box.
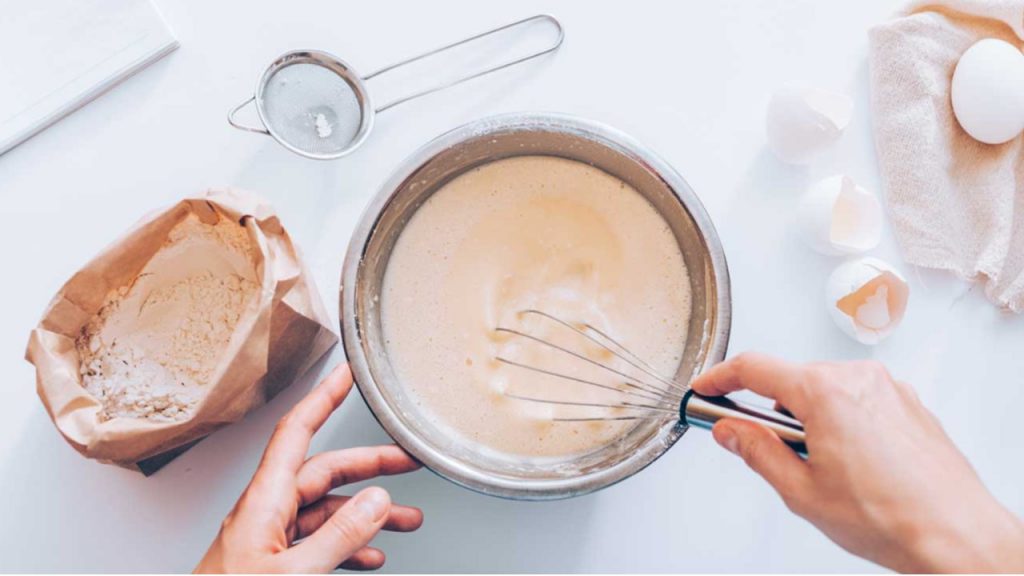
[680,390,808,457]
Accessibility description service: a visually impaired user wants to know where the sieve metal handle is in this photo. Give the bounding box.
[681,390,808,457]
[227,96,270,135]
[363,14,564,113]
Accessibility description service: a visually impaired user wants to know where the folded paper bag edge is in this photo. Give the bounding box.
[25,188,337,473]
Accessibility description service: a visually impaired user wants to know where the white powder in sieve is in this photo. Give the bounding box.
[313,112,333,138]
[77,214,259,422]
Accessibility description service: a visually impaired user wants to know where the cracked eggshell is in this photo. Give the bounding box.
[798,175,882,255]
[766,84,853,164]
[826,258,909,345]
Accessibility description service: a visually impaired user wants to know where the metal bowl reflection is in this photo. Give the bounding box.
[340,113,731,500]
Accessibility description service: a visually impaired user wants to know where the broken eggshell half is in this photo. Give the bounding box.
[766,85,853,165]
[826,257,909,345]
[797,175,882,256]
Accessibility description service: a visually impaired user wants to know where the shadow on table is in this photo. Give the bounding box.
[1,348,598,573]
[342,463,600,574]
[314,419,598,574]
[0,353,333,572]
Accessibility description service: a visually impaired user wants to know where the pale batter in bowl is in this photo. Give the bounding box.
[381,155,692,460]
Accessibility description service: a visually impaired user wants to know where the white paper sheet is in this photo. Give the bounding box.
[0,0,178,154]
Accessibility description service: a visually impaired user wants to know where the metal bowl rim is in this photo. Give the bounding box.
[340,112,732,500]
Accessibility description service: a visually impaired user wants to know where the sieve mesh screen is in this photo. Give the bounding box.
[261,62,364,156]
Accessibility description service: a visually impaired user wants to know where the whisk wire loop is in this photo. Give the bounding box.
[503,392,679,414]
[494,310,689,422]
[495,356,670,405]
[493,309,809,455]
[494,326,678,401]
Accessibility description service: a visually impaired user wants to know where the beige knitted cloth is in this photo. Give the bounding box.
[869,0,1024,311]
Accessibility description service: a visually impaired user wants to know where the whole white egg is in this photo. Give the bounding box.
[951,38,1024,145]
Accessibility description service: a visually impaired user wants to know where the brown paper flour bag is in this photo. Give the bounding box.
[25,188,337,474]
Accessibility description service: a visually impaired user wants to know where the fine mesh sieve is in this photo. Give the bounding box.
[228,15,564,160]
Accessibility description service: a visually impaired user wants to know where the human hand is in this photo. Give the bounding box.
[692,353,1024,573]
[195,364,423,573]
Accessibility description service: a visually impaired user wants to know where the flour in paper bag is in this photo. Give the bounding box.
[76,214,259,421]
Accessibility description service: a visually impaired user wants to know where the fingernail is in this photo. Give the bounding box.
[354,488,390,522]
[715,425,741,456]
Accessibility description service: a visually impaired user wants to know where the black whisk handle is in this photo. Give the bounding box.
[680,390,808,457]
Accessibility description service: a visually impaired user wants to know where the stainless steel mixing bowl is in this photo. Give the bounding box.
[340,113,731,500]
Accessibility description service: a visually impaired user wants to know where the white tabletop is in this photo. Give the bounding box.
[3,0,1022,572]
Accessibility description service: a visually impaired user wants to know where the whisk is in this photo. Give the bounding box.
[495,309,807,456]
